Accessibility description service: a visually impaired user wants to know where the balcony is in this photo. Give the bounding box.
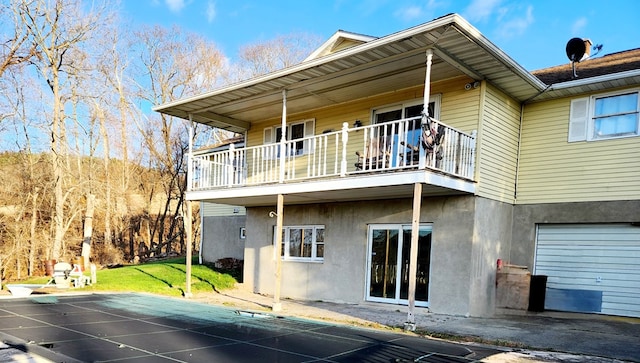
[188,117,476,196]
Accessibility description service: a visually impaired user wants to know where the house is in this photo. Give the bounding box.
[194,137,247,266]
[154,13,640,319]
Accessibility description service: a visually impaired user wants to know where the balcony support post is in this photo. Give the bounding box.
[405,181,423,330]
[187,114,194,190]
[279,90,288,183]
[340,122,349,176]
[184,114,194,298]
[419,49,434,170]
[273,193,284,312]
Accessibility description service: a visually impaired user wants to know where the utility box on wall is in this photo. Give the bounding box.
[496,265,531,310]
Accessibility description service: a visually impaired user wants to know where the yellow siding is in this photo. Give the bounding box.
[517,95,640,204]
[476,84,521,203]
[246,76,479,148]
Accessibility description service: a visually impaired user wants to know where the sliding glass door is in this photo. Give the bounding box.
[366,224,432,306]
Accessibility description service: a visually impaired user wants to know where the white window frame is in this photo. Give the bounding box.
[273,225,325,263]
[568,89,640,142]
[263,118,315,156]
[371,95,441,123]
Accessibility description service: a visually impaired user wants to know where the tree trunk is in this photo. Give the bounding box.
[81,193,95,268]
[51,67,65,261]
[28,188,39,276]
[97,102,112,247]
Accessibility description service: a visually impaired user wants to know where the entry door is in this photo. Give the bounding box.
[366,224,432,306]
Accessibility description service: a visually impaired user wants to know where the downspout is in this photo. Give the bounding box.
[514,85,552,200]
[513,103,524,201]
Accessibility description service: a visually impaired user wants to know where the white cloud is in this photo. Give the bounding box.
[496,5,534,38]
[394,5,424,21]
[463,0,503,22]
[571,17,587,35]
[165,0,186,13]
[206,1,216,23]
[393,0,446,22]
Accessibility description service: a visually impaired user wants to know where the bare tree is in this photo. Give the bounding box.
[18,0,108,261]
[0,0,38,78]
[132,25,225,256]
[234,33,322,79]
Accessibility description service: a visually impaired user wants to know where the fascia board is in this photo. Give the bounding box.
[548,69,640,90]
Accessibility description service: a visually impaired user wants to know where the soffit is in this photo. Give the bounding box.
[154,14,545,132]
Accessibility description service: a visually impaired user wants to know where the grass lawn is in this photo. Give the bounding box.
[12,257,238,297]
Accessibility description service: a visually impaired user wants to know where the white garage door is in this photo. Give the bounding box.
[535,224,640,318]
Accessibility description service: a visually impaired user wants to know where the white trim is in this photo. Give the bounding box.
[549,69,640,90]
[273,225,325,263]
[304,30,377,61]
[184,170,476,203]
[372,95,442,122]
[569,89,640,142]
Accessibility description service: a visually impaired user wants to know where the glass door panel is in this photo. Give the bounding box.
[399,227,432,302]
[369,228,398,299]
[367,225,432,305]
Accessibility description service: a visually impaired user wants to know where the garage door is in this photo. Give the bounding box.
[535,224,640,318]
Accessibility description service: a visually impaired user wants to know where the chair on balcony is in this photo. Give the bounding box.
[355,136,390,171]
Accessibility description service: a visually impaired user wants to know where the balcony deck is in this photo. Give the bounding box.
[188,117,476,206]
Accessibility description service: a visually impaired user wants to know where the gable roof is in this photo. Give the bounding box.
[154,13,546,132]
[304,30,377,61]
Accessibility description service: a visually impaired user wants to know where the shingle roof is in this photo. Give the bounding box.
[532,48,640,85]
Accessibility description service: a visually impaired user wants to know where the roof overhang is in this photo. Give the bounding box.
[154,13,546,133]
[528,69,640,102]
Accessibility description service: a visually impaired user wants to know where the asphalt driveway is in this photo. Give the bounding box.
[0,293,499,362]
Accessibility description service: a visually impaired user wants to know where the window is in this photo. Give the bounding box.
[568,90,640,142]
[274,225,325,262]
[263,119,315,155]
[370,97,441,166]
[372,96,440,126]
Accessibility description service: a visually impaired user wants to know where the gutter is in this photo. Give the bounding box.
[545,68,640,90]
[448,15,547,93]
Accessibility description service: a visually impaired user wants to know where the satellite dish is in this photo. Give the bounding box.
[566,37,586,62]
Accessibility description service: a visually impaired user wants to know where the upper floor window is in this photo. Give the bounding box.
[263,119,315,155]
[372,96,441,127]
[569,90,640,142]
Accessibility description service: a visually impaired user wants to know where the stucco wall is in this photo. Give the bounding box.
[242,195,508,316]
[468,197,514,316]
[200,215,246,263]
[510,200,640,269]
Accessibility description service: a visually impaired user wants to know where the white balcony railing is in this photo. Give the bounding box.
[189,117,475,191]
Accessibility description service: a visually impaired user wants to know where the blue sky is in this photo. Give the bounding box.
[120,0,640,71]
[121,0,640,71]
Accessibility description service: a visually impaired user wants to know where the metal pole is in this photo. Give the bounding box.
[405,182,422,330]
